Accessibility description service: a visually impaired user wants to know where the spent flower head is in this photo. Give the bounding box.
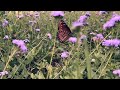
[3,35,9,40]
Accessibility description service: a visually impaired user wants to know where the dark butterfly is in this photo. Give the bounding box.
[57,19,72,42]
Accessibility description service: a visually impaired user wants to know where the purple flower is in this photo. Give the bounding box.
[103,20,115,30]
[72,13,90,28]
[12,39,28,53]
[72,21,84,27]
[96,34,104,40]
[35,28,40,32]
[113,69,120,77]
[20,45,28,53]
[68,37,77,43]
[0,71,8,76]
[78,15,88,24]
[110,15,120,22]
[47,33,52,39]
[61,51,69,58]
[92,34,104,42]
[12,39,25,47]
[3,35,9,40]
[2,19,8,27]
[51,11,64,17]
[102,39,120,47]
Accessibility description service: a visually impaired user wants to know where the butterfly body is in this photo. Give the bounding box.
[57,19,72,43]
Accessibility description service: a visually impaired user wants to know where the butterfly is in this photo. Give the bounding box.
[57,19,72,43]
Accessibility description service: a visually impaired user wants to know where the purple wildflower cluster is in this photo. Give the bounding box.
[113,69,120,77]
[50,11,64,17]
[72,12,90,28]
[103,12,120,30]
[12,39,28,53]
[68,37,77,43]
[2,19,8,27]
[61,51,69,58]
[0,71,8,76]
[92,34,104,42]
[102,39,120,47]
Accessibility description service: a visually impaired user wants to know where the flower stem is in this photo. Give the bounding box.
[84,39,91,79]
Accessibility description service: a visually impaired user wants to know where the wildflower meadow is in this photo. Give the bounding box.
[1,11,120,79]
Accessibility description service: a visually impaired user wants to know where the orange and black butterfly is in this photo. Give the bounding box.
[57,19,72,43]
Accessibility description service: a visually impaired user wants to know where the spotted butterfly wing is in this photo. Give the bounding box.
[57,20,72,42]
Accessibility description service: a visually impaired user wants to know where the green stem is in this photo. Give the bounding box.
[84,39,91,79]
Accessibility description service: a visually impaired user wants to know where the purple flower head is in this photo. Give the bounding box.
[72,21,84,27]
[102,39,120,47]
[2,19,8,27]
[3,35,9,40]
[103,20,115,30]
[68,37,77,43]
[61,51,69,58]
[0,71,8,76]
[113,69,120,77]
[78,15,88,24]
[110,15,120,22]
[96,34,104,40]
[92,34,104,42]
[12,39,28,53]
[47,33,52,39]
[99,11,108,15]
[51,11,64,17]
[20,45,28,53]
[35,28,40,32]
[12,39,25,47]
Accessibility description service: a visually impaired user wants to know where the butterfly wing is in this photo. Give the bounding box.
[57,20,72,42]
